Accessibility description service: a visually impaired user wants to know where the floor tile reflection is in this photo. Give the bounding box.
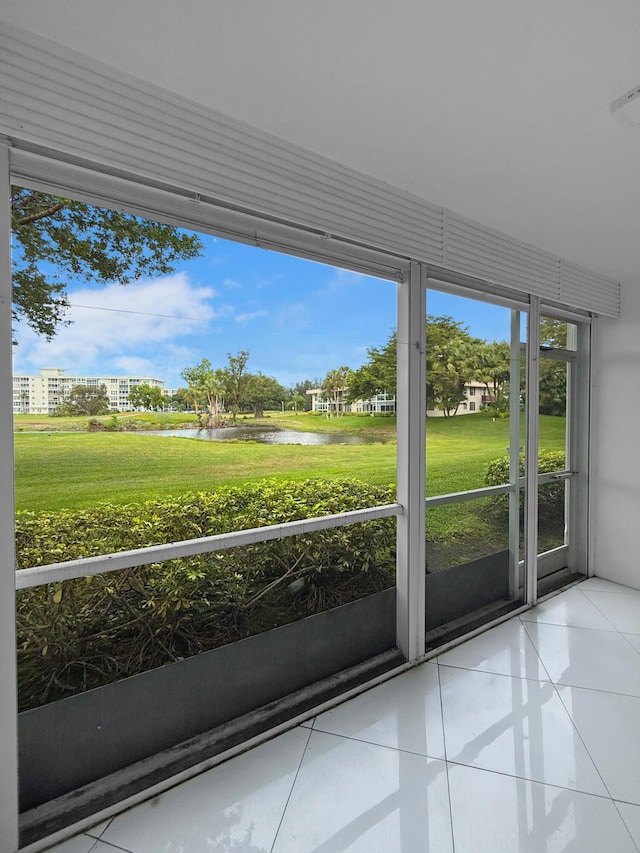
[524,620,640,696]
[617,801,640,848]
[272,730,453,852]
[519,587,615,630]
[313,661,445,758]
[578,577,640,595]
[448,763,636,853]
[44,578,640,853]
[46,834,102,853]
[557,684,640,804]
[582,589,640,634]
[439,666,606,795]
[100,727,310,853]
[437,619,550,680]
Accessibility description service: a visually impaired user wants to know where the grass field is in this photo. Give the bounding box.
[14,412,566,513]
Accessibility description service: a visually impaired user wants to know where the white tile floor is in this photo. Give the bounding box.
[46,577,640,852]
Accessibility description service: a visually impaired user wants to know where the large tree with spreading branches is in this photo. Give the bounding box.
[10,188,203,339]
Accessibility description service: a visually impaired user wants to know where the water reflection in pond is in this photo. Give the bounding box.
[136,426,386,445]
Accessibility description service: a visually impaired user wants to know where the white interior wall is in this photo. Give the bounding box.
[591,280,640,589]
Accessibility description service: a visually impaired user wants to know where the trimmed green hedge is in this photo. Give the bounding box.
[16,479,396,710]
[485,451,566,522]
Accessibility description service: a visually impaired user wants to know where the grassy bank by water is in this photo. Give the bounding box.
[14,432,397,512]
[14,413,565,513]
[13,409,398,438]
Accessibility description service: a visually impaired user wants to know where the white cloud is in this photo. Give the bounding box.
[235,310,268,323]
[110,356,158,376]
[12,272,220,378]
[223,277,243,289]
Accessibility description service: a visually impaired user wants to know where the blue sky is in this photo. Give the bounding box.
[12,231,512,390]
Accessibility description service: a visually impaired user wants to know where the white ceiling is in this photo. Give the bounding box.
[2,0,640,286]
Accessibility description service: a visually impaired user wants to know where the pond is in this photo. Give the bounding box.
[136,426,385,445]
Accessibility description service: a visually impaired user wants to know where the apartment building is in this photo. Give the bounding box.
[306,387,396,415]
[306,384,491,416]
[12,368,165,414]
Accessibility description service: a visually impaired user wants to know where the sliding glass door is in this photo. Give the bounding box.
[424,288,591,645]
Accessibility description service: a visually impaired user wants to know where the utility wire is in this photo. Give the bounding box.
[68,303,210,322]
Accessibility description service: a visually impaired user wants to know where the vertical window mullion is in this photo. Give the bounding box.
[396,260,426,660]
[508,309,522,598]
[0,141,19,853]
[525,296,541,605]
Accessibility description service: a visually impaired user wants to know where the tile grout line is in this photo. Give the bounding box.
[85,816,115,841]
[308,725,446,761]
[518,615,556,683]
[576,585,628,631]
[439,615,624,804]
[579,588,640,654]
[518,616,559,684]
[436,662,457,853]
[612,801,640,853]
[550,670,618,804]
[444,758,618,803]
[87,835,136,853]
[269,725,313,853]
[520,605,640,701]
[518,606,627,807]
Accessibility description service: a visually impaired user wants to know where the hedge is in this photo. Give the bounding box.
[485,451,567,523]
[16,479,396,710]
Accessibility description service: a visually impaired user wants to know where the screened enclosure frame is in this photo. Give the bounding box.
[0,139,595,850]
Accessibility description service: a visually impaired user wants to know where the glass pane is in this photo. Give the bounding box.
[426,495,510,573]
[537,313,580,591]
[13,185,397,523]
[538,479,566,554]
[424,289,526,643]
[426,291,523,495]
[12,186,401,720]
[425,494,523,638]
[540,316,578,352]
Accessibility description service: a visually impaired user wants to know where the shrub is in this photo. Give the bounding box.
[16,479,396,709]
[484,451,566,523]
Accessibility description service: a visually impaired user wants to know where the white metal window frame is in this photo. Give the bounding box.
[1,143,594,851]
[7,149,412,612]
[422,280,592,609]
[3,147,416,852]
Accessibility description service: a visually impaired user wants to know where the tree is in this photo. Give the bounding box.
[347,333,396,403]
[58,384,110,416]
[288,392,306,412]
[181,359,227,426]
[426,316,479,416]
[288,379,319,412]
[320,366,352,417]
[539,318,568,416]
[127,383,164,411]
[167,388,192,411]
[11,188,203,339]
[244,373,287,418]
[223,350,251,421]
[471,340,511,409]
[347,317,500,416]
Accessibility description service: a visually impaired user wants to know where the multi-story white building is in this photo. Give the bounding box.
[306,384,494,416]
[12,368,166,414]
[306,387,396,415]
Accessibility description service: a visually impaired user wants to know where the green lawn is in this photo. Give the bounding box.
[14,413,566,513]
